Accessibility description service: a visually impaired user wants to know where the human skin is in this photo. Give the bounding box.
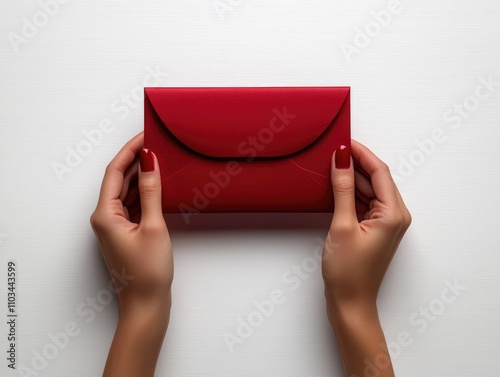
[323,140,412,376]
[90,133,173,377]
[91,133,410,377]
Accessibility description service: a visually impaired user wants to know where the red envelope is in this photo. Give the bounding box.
[144,87,350,215]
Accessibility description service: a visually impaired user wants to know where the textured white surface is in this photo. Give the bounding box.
[1,1,500,376]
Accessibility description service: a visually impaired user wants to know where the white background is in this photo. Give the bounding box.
[1,1,500,376]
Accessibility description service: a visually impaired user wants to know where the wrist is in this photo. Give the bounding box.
[328,302,381,345]
[104,294,170,377]
[119,291,172,328]
[326,299,395,377]
[326,297,379,329]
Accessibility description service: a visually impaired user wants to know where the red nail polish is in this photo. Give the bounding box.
[140,149,155,172]
[335,145,350,170]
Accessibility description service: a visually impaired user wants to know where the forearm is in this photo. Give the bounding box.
[103,300,171,377]
[329,303,395,377]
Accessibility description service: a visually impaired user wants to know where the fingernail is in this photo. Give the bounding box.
[140,148,155,172]
[335,145,350,170]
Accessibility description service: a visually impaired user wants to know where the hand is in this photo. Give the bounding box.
[90,132,173,377]
[323,140,411,313]
[322,140,411,377]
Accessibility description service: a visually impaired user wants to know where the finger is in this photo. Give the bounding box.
[355,187,372,206]
[127,201,142,224]
[394,184,412,230]
[354,169,375,201]
[123,184,139,208]
[97,132,144,207]
[138,149,166,229]
[119,159,139,203]
[351,140,399,206]
[355,197,369,222]
[331,144,357,227]
[123,206,130,222]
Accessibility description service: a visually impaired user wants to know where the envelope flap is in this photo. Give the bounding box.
[145,87,349,158]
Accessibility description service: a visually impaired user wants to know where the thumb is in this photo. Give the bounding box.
[138,149,165,228]
[331,145,357,228]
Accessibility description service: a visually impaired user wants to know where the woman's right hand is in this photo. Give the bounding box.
[323,140,411,315]
[322,140,411,377]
